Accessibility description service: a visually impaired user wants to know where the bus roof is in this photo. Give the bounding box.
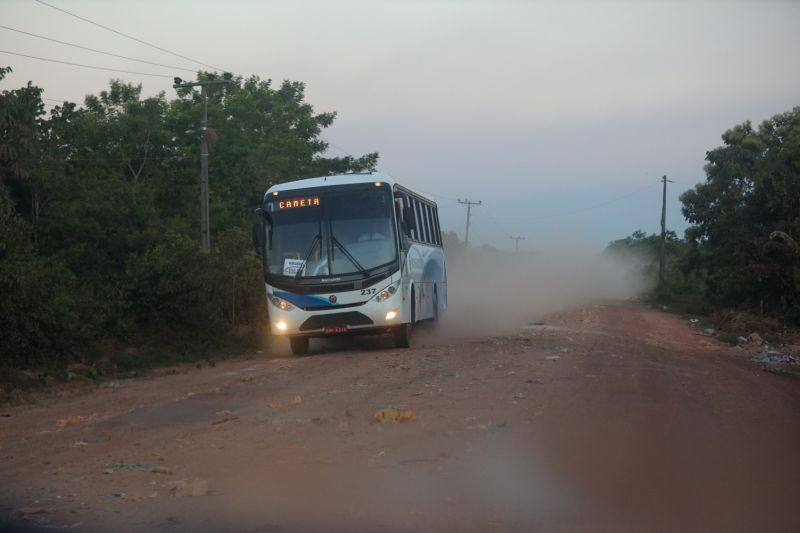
[266,172,395,193]
[265,172,435,203]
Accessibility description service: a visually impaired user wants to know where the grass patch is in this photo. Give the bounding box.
[1,330,268,405]
[764,366,800,380]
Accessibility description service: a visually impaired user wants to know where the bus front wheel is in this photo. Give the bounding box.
[395,287,415,348]
[394,323,411,348]
[289,335,309,355]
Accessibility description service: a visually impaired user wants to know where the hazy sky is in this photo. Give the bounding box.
[2,0,798,251]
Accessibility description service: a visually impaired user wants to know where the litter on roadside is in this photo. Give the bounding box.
[56,415,94,428]
[751,354,799,365]
[373,407,416,423]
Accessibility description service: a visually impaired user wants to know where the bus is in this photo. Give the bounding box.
[253,172,447,354]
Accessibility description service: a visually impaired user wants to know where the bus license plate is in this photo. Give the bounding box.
[325,326,348,334]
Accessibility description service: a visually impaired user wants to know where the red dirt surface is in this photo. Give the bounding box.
[2,302,799,532]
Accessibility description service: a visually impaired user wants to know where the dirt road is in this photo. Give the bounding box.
[2,303,799,532]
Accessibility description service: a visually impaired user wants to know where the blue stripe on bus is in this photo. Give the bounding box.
[274,290,332,308]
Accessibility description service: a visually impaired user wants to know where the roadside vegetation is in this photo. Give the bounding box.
[0,65,377,394]
[605,106,800,372]
[2,61,797,395]
[606,105,799,326]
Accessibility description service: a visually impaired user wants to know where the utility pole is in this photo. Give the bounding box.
[510,236,525,253]
[658,174,673,290]
[173,73,233,252]
[457,198,481,245]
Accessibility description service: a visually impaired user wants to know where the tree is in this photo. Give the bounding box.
[1,68,381,371]
[680,106,800,318]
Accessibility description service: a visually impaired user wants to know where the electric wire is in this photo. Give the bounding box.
[280,127,459,207]
[33,0,225,72]
[0,50,174,78]
[473,182,660,222]
[17,156,196,162]
[0,25,196,73]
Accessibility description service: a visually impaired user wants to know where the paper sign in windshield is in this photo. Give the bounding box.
[283,258,306,276]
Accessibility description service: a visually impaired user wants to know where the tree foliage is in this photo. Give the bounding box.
[1,68,378,370]
[680,107,800,318]
[608,107,800,320]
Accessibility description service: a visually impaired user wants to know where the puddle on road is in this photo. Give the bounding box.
[97,401,234,431]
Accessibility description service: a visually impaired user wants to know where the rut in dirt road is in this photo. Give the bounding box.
[1,303,799,532]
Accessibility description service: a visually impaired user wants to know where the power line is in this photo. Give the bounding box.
[474,182,659,222]
[0,25,197,73]
[33,0,225,72]
[0,50,174,78]
[16,156,196,162]
[321,136,460,204]
[42,96,78,104]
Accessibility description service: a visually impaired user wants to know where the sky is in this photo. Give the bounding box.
[2,0,799,251]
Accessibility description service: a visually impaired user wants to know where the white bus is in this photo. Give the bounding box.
[253,172,447,354]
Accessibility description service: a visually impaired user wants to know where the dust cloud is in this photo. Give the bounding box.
[430,247,647,340]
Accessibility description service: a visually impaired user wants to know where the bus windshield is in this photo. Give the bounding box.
[264,186,397,279]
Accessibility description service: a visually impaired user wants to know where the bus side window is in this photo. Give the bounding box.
[424,204,433,245]
[432,206,442,245]
[395,198,411,245]
[417,199,428,243]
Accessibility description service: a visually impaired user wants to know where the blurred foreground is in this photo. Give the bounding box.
[2,303,799,532]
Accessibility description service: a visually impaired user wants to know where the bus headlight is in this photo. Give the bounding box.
[269,296,295,311]
[374,281,400,302]
[385,310,398,320]
[275,320,288,331]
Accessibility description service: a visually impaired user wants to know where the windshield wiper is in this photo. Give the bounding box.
[294,233,321,280]
[330,235,367,276]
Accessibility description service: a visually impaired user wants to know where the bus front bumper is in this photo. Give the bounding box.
[270,292,404,337]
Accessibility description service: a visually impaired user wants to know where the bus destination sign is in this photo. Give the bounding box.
[277,196,320,209]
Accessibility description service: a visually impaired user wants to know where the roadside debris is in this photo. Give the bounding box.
[373,407,416,423]
[368,449,386,463]
[291,395,303,405]
[748,332,764,346]
[104,462,173,475]
[169,478,208,497]
[11,507,48,521]
[752,354,800,365]
[545,355,561,361]
[527,378,544,384]
[56,414,94,428]
[213,409,238,424]
[110,492,125,498]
